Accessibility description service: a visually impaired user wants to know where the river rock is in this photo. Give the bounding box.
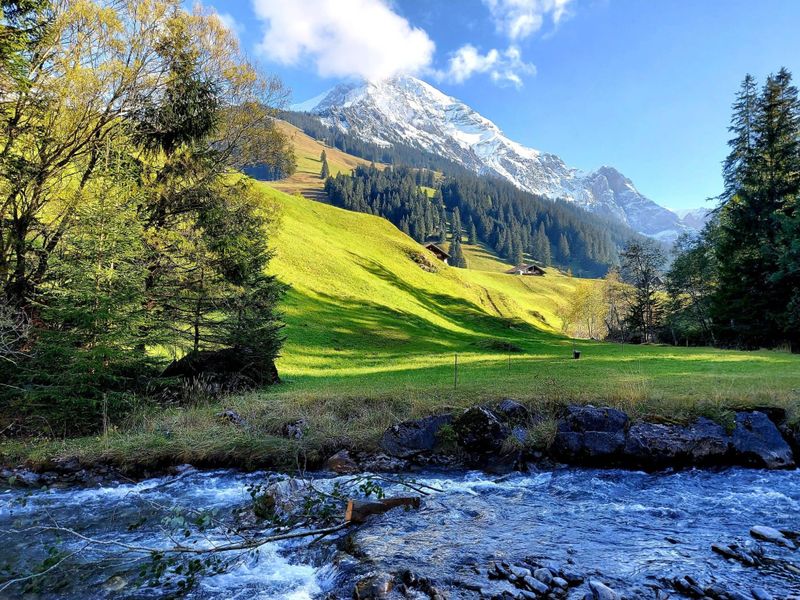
[588,580,619,600]
[281,418,307,439]
[356,452,410,472]
[353,572,394,599]
[552,405,629,463]
[751,588,774,600]
[453,406,510,453]
[2,468,42,487]
[326,450,359,474]
[750,525,796,548]
[731,411,795,469]
[533,567,553,585]
[623,417,729,469]
[523,575,549,594]
[510,565,532,580]
[379,414,453,458]
[495,398,530,425]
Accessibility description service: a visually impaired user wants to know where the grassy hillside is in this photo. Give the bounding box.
[269,120,376,201]
[263,186,799,409]
[5,144,799,471]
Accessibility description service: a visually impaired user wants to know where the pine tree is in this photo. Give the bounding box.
[713,69,800,347]
[449,208,467,268]
[533,223,551,266]
[320,153,330,179]
[468,218,477,245]
[558,233,571,262]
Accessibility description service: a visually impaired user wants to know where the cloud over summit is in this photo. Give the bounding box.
[252,0,435,81]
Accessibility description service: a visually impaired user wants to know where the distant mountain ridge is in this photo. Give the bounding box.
[294,75,704,240]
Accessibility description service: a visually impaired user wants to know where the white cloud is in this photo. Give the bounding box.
[252,0,436,81]
[440,44,536,88]
[483,0,574,41]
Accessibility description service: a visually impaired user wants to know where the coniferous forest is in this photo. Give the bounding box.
[324,164,639,277]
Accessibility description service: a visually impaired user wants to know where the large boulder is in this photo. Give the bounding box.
[162,347,279,388]
[730,411,795,469]
[453,406,510,454]
[552,405,629,463]
[379,414,453,458]
[623,418,729,469]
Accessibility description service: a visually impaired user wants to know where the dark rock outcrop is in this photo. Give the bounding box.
[379,414,453,458]
[623,418,729,469]
[552,405,628,463]
[453,406,509,454]
[731,411,795,469]
[494,398,530,426]
[162,347,279,387]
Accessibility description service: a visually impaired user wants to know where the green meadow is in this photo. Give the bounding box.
[4,182,798,471]
[3,132,799,471]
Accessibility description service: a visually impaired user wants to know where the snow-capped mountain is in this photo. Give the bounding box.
[677,207,712,230]
[294,75,690,239]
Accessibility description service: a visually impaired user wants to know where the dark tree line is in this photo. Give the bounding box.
[440,175,637,277]
[325,165,446,243]
[324,164,638,277]
[645,69,800,350]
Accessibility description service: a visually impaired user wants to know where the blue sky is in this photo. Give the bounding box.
[202,0,800,212]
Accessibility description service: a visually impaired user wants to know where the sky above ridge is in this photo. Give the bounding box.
[198,0,800,212]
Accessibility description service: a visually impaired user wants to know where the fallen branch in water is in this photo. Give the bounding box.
[0,521,352,557]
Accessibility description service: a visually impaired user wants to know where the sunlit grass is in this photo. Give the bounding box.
[4,173,799,470]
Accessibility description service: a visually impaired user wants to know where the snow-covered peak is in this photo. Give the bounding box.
[298,75,690,239]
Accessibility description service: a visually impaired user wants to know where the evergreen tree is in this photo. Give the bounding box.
[468,218,477,245]
[532,223,551,266]
[713,69,800,347]
[620,239,665,343]
[558,233,571,262]
[449,208,467,268]
[320,152,330,179]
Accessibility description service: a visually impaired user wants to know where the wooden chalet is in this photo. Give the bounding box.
[506,263,546,276]
[424,243,450,264]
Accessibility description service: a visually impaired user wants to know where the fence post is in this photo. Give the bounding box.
[454,353,458,389]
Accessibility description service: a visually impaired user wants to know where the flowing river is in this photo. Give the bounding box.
[1,467,799,598]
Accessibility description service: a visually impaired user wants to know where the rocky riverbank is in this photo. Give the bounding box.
[324,402,799,476]
[2,402,798,488]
